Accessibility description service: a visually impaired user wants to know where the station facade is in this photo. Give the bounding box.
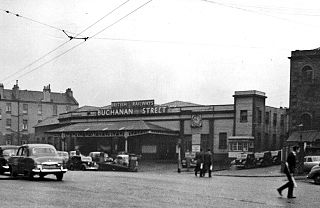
[34,90,289,165]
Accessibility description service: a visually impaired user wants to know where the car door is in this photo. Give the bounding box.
[18,147,28,174]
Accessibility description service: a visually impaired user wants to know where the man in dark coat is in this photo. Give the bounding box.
[194,149,204,177]
[277,146,300,198]
[203,149,213,177]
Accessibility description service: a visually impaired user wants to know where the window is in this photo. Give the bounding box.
[240,110,248,122]
[219,133,227,149]
[301,113,312,130]
[256,133,261,151]
[272,134,277,149]
[265,112,270,124]
[6,118,11,128]
[38,104,42,115]
[23,104,28,114]
[257,108,262,124]
[273,113,277,126]
[53,104,57,116]
[280,114,285,127]
[66,105,71,112]
[23,119,28,130]
[264,133,269,149]
[6,103,11,114]
[302,66,313,83]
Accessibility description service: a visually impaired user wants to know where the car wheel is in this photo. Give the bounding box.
[9,166,17,177]
[27,171,34,181]
[39,174,45,180]
[314,175,320,185]
[56,173,63,181]
[81,165,86,171]
[69,165,74,171]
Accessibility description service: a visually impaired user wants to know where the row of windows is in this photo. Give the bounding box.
[240,110,285,126]
[5,119,29,130]
[1,103,71,116]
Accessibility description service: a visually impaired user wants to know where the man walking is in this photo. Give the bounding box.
[194,149,204,177]
[277,146,300,198]
[203,148,213,177]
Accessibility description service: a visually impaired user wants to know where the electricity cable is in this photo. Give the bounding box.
[0,0,131,83]
[10,0,153,81]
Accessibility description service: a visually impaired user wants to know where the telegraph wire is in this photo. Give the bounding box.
[1,9,82,37]
[202,0,320,26]
[9,0,153,81]
[0,0,131,83]
[89,0,153,39]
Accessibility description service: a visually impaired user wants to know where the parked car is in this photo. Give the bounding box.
[66,155,99,171]
[57,151,70,163]
[233,153,256,169]
[304,155,320,172]
[181,151,197,168]
[89,151,113,163]
[307,164,320,184]
[7,144,67,181]
[271,150,281,165]
[0,145,19,174]
[255,151,273,167]
[98,153,138,172]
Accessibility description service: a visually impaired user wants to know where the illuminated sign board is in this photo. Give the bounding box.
[98,100,168,116]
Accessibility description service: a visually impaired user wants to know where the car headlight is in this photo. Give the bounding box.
[36,164,42,170]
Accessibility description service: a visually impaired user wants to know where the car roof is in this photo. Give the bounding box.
[21,144,56,148]
[0,145,19,149]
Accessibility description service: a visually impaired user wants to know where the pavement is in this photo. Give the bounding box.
[138,162,308,179]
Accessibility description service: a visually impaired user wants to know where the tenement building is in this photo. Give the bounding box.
[287,48,320,155]
[35,90,288,165]
[0,82,79,145]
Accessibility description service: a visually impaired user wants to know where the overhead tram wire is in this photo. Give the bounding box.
[12,0,153,81]
[0,0,131,83]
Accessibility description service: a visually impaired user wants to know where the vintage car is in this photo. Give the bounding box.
[7,144,67,180]
[271,150,281,165]
[57,151,69,163]
[66,155,99,171]
[255,151,273,167]
[307,164,320,184]
[89,151,113,163]
[0,145,19,174]
[98,153,138,172]
[304,155,320,172]
[233,153,256,169]
[181,152,197,168]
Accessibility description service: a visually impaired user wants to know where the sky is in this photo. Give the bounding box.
[1,0,320,108]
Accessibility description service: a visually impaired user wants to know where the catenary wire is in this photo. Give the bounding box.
[0,0,131,83]
[11,0,153,81]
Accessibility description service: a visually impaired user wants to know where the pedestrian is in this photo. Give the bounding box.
[194,148,204,177]
[277,145,300,199]
[203,148,213,177]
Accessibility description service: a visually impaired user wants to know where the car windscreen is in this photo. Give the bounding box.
[31,147,57,156]
[3,149,18,156]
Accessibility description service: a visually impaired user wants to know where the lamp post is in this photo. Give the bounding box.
[297,123,305,174]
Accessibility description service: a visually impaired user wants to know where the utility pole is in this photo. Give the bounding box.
[17,98,20,145]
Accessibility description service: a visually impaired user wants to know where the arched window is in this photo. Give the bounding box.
[302,66,313,83]
[301,113,312,130]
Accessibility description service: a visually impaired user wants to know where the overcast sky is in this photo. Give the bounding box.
[1,0,320,108]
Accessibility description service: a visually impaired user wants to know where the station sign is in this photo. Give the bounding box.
[98,99,169,116]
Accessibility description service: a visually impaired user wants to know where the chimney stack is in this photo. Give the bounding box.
[66,88,73,97]
[0,83,4,99]
[43,84,51,102]
[12,80,19,99]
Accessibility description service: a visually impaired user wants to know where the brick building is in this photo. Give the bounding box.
[287,48,320,155]
[0,82,79,145]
